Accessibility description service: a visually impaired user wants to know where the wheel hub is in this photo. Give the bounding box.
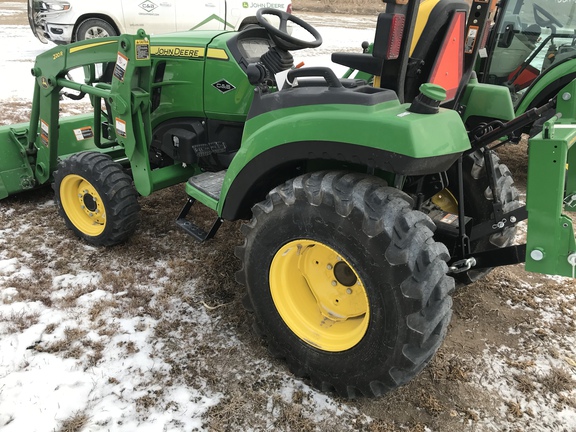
[270,239,370,352]
[60,175,106,236]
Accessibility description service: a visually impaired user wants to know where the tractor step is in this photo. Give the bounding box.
[176,197,223,242]
[187,171,225,201]
[176,171,226,242]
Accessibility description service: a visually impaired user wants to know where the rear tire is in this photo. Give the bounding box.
[53,152,140,246]
[75,18,117,41]
[236,171,454,398]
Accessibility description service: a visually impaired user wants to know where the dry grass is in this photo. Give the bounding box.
[57,411,89,432]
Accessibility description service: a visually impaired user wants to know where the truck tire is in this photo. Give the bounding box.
[236,171,454,398]
[438,150,520,284]
[75,18,117,41]
[53,152,140,246]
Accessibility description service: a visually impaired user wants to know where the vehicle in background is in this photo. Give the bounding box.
[27,0,292,44]
[476,0,576,134]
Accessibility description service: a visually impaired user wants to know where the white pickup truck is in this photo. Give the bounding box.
[28,0,292,44]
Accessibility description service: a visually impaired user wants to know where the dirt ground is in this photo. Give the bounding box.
[1,1,576,431]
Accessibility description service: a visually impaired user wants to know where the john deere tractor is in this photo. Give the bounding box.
[1,0,575,397]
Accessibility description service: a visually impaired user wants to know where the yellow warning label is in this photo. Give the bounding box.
[151,46,205,58]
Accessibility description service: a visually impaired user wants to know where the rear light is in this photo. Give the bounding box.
[372,13,405,60]
[287,3,292,14]
[386,14,405,60]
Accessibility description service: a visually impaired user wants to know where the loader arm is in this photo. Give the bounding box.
[29,31,155,191]
[0,30,188,199]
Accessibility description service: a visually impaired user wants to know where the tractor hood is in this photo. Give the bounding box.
[150,30,231,58]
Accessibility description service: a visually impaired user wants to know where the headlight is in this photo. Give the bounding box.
[40,2,71,11]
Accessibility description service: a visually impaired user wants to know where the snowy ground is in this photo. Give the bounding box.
[1,1,576,431]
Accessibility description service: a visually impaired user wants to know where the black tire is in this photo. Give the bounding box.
[236,171,454,398]
[442,150,520,284]
[75,18,117,41]
[53,152,140,246]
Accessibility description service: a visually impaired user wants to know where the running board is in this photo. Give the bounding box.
[176,197,223,242]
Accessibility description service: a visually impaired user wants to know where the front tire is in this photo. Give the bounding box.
[75,18,117,41]
[53,152,140,246]
[236,171,454,397]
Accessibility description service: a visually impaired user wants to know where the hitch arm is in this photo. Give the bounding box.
[467,98,557,152]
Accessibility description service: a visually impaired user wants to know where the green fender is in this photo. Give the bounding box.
[459,77,515,123]
[516,58,576,115]
[217,97,470,220]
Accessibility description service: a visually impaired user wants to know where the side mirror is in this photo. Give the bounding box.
[498,22,515,48]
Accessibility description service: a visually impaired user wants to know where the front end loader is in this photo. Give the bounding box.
[1,2,576,398]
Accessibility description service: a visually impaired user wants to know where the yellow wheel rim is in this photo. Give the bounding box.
[431,189,458,214]
[60,174,106,236]
[270,240,370,352]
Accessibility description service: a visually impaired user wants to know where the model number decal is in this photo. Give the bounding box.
[53,51,63,60]
[151,46,205,58]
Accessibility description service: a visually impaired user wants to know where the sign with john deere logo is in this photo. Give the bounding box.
[242,2,249,7]
[212,79,236,94]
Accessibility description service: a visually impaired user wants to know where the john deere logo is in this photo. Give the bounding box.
[242,2,249,7]
[212,79,236,94]
[139,1,158,13]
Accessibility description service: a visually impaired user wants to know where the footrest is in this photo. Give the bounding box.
[176,197,223,242]
[187,171,225,202]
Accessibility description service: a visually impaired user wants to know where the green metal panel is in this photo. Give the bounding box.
[459,77,515,122]
[525,80,576,278]
[148,31,220,124]
[202,38,255,121]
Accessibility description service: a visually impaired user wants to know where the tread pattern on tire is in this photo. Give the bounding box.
[469,150,520,248]
[235,171,454,397]
[53,152,140,246]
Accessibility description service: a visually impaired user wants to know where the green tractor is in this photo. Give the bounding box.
[1,1,575,397]
[479,0,576,130]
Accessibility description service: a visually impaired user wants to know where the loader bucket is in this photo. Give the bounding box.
[0,122,35,200]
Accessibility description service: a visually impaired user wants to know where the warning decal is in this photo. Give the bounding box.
[115,117,127,138]
[113,52,129,81]
[465,26,478,54]
[135,39,150,60]
[40,119,49,147]
[74,127,94,141]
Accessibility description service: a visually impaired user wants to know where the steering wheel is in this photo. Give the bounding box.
[256,8,322,51]
[533,4,563,29]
